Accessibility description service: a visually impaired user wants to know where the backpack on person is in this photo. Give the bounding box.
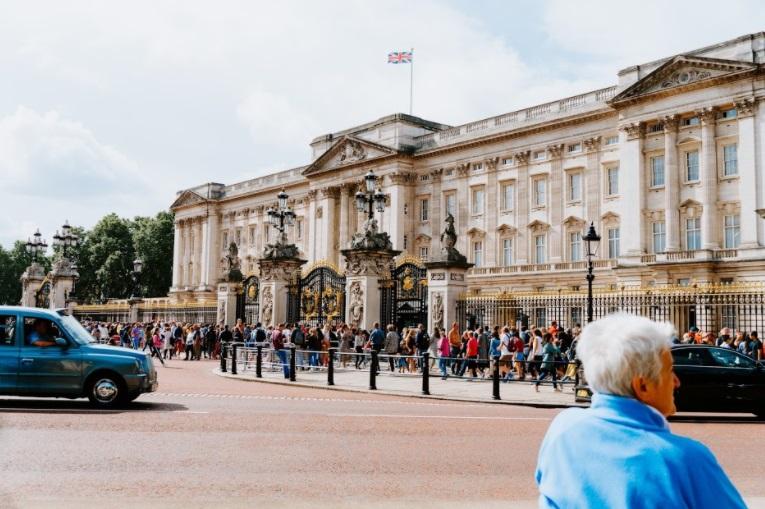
[255,327,266,343]
[416,331,430,352]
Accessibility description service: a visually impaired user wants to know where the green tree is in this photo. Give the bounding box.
[0,241,50,305]
[131,211,174,298]
[78,214,135,302]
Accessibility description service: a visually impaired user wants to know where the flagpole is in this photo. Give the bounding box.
[409,47,414,116]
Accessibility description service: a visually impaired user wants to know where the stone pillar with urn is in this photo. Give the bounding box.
[425,213,473,334]
[342,170,400,331]
[217,241,243,326]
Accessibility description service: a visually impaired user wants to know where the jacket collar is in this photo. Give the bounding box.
[590,393,669,432]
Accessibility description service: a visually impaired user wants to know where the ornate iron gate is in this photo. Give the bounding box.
[381,257,428,331]
[287,264,346,327]
[237,276,260,324]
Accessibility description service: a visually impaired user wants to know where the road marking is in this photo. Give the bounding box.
[329,413,552,421]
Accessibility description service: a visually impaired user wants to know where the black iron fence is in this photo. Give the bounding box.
[456,283,765,334]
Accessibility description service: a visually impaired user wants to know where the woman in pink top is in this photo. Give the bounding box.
[437,327,451,379]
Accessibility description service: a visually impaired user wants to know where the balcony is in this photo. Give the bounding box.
[646,249,738,263]
[415,86,617,151]
[469,259,617,277]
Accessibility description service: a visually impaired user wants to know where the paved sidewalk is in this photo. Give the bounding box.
[215,361,583,407]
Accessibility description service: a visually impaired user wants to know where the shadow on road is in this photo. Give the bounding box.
[670,413,763,424]
[0,398,188,414]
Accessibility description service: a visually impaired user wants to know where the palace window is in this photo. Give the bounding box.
[502,157,513,166]
[501,182,514,210]
[686,217,701,250]
[721,108,737,119]
[222,231,229,249]
[533,150,546,161]
[724,214,740,249]
[533,178,546,207]
[235,229,242,247]
[471,188,485,215]
[568,173,582,202]
[652,221,666,254]
[568,142,581,153]
[249,226,256,245]
[569,231,582,262]
[296,219,303,240]
[444,193,456,217]
[534,235,546,264]
[403,235,408,249]
[605,135,619,146]
[419,246,429,261]
[648,123,664,133]
[608,228,620,258]
[685,150,699,182]
[502,238,513,266]
[473,162,483,172]
[264,224,270,243]
[682,116,700,127]
[650,155,665,187]
[723,144,738,176]
[473,241,483,267]
[606,166,619,196]
[420,198,429,221]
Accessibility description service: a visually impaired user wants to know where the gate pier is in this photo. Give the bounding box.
[342,248,400,331]
[258,257,306,327]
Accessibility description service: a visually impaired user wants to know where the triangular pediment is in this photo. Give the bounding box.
[611,55,757,104]
[562,215,586,228]
[302,135,401,176]
[170,190,208,209]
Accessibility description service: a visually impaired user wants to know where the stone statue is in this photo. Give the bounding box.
[439,213,467,263]
[432,292,444,331]
[348,281,364,327]
[349,217,393,250]
[262,233,300,260]
[224,242,243,282]
[261,286,273,326]
[339,140,366,163]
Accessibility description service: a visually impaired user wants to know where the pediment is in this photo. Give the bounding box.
[679,198,703,211]
[562,215,586,228]
[527,219,550,232]
[415,233,432,243]
[496,224,518,235]
[467,227,486,237]
[302,135,401,176]
[601,211,620,226]
[611,55,757,104]
[170,190,208,210]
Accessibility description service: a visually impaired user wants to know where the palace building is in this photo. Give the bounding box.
[169,32,765,316]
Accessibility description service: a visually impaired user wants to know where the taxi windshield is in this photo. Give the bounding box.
[59,315,96,345]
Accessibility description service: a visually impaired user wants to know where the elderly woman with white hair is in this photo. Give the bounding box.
[535,313,745,509]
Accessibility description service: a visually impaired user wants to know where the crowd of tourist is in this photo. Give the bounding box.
[79,318,764,389]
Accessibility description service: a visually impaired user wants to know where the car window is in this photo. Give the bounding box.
[709,348,755,369]
[23,317,62,347]
[672,348,711,366]
[0,315,16,346]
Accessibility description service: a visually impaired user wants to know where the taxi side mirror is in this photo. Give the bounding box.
[55,337,68,348]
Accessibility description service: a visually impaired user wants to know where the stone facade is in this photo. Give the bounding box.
[170,33,765,301]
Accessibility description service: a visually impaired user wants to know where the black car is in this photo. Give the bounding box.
[575,345,765,417]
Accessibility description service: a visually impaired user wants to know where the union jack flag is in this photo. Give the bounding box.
[388,51,413,64]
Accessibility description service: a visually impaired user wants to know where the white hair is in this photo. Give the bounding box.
[577,313,675,397]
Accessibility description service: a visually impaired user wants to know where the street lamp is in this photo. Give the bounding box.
[268,189,296,244]
[25,229,48,262]
[355,170,387,220]
[131,257,143,299]
[583,222,601,324]
[52,219,79,258]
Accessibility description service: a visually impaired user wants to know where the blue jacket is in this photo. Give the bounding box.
[370,328,385,349]
[536,393,746,509]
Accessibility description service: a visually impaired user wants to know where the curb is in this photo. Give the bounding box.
[213,369,585,409]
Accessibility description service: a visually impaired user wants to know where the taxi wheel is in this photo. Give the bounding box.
[87,374,127,408]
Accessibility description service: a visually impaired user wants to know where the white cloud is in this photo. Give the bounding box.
[0,107,162,248]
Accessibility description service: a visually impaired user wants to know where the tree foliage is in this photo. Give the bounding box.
[0,211,174,305]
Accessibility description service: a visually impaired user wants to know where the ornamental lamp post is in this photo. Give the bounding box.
[131,257,143,300]
[52,219,79,258]
[268,189,296,245]
[355,170,386,219]
[583,222,601,324]
[25,229,48,263]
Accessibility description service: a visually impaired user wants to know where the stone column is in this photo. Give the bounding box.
[456,164,470,255]
[736,98,758,248]
[193,218,203,288]
[699,108,719,250]
[515,151,530,264]
[387,173,413,252]
[171,219,182,289]
[547,144,564,262]
[618,123,644,257]
[338,184,350,253]
[342,248,400,331]
[485,158,499,266]
[425,260,473,334]
[201,212,219,290]
[319,187,338,263]
[663,115,680,252]
[258,257,306,327]
[584,136,602,228]
[429,169,443,253]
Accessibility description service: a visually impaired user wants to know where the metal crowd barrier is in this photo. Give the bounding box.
[221,345,577,401]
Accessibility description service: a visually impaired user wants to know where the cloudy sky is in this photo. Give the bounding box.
[0,0,762,248]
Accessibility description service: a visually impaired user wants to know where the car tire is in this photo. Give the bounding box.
[86,374,127,408]
[755,407,765,420]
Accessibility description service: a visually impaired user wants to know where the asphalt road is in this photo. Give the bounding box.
[0,359,762,508]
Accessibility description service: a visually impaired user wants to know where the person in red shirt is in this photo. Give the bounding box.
[458,331,479,379]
